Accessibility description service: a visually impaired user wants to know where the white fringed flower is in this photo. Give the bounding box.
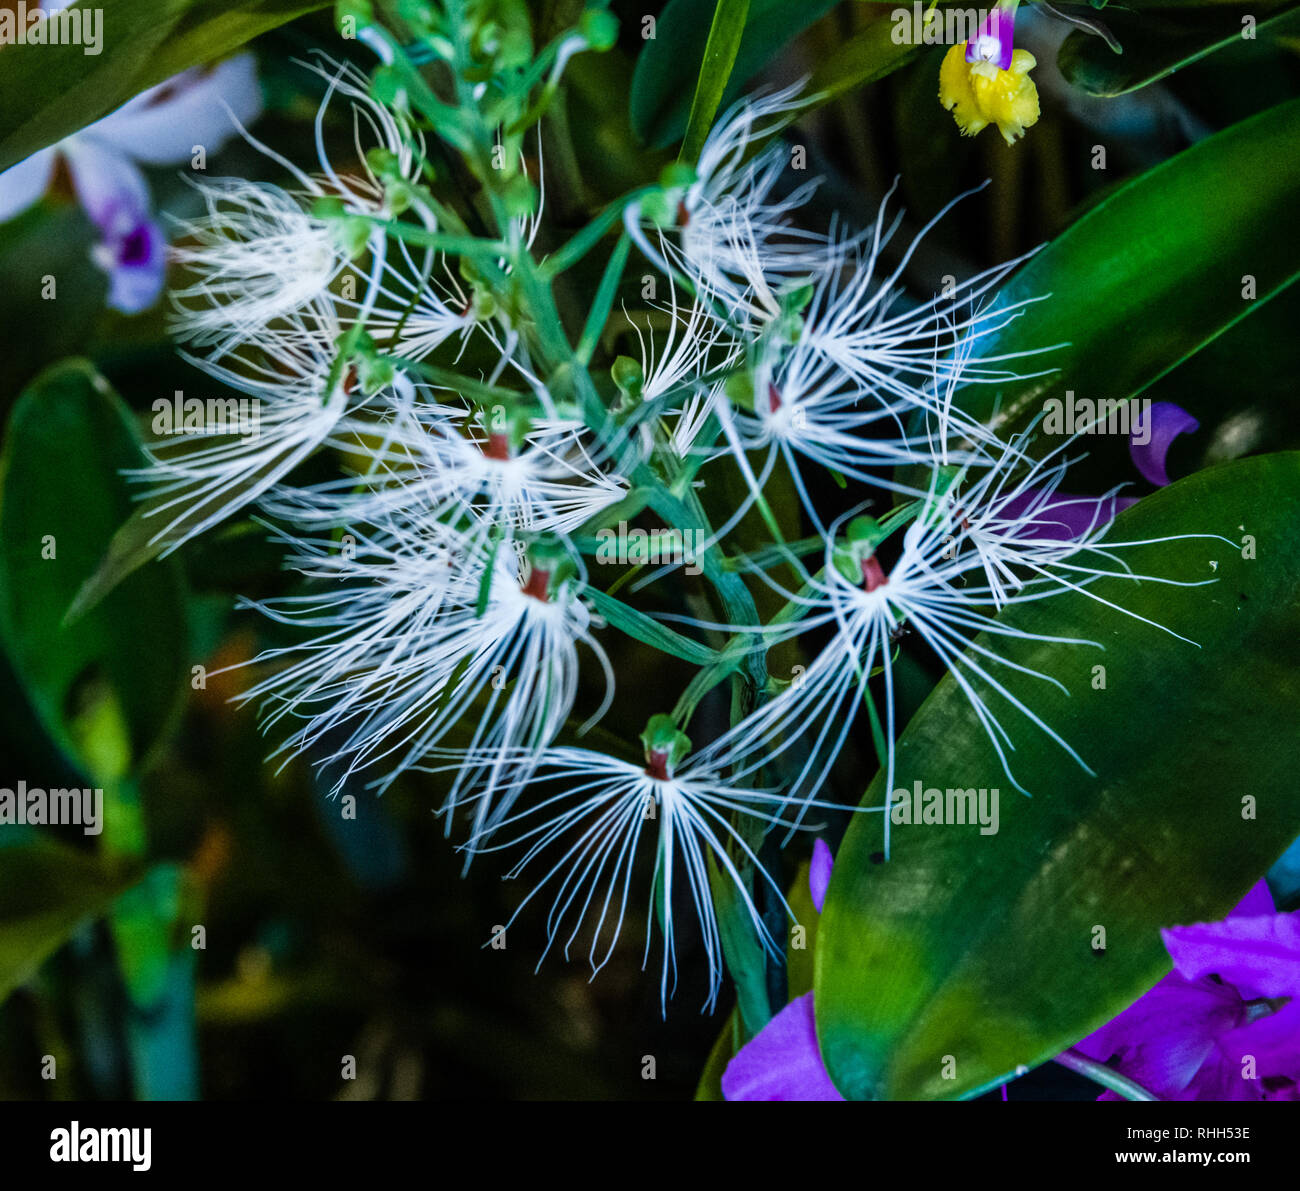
[626,82,826,326]
[263,401,628,543]
[698,459,1223,855]
[924,413,1225,618]
[462,717,831,1011]
[797,190,1043,410]
[698,501,1102,855]
[171,56,421,351]
[132,297,375,552]
[235,519,613,834]
[170,179,350,349]
[362,253,478,362]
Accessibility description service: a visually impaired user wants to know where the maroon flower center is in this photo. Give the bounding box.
[862,554,888,592]
[522,566,550,602]
[644,748,671,781]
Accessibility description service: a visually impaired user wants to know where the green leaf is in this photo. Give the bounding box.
[806,7,929,105]
[630,0,840,148]
[707,850,772,1036]
[0,361,189,783]
[0,0,329,174]
[816,452,1300,1100]
[1142,283,1300,468]
[65,439,294,624]
[585,587,720,666]
[0,205,106,399]
[1059,4,1300,97]
[939,98,1300,447]
[694,1010,738,1100]
[681,0,751,163]
[0,835,139,1006]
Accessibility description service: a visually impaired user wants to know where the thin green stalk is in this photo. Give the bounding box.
[1054,1049,1160,1101]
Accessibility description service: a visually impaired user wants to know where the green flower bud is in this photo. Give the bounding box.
[658,161,697,192]
[579,8,619,51]
[366,147,401,180]
[640,714,691,778]
[724,369,756,411]
[847,515,884,546]
[501,173,537,220]
[612,355,644,402]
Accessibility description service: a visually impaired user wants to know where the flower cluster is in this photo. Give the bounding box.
[137,2,1212,1013]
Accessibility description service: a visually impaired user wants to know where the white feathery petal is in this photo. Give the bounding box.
[459,744,844,1011]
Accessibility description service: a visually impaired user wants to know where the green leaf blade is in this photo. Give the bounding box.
[0,361,189,783]
[816,452,1300,1100]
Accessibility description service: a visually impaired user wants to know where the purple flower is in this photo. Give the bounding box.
[722,992,845,1101]
[724,841,1299,1102]
[965,1,1019,71]
[1131,401,1201,487]
[723,840,844,1101]
[0,35,261,313]
[999,398,1199,543]
[1073,882,1300,1101]
[90,208,166,314]
[809,837,833,913]
[996,490,1138,542]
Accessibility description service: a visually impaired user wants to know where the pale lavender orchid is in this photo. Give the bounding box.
[0,18,261,313]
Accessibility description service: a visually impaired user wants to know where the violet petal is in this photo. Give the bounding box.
[63,138,150,230]
[93,214,166,314]
[91,57,263,166]
[721,993,844,1101]
[0,147,57,223]
[996,491,1137,541]
[1074,971,1244,1098]
[1130,401,1199,487]
[1162,911,1300,1002]
[809,838,833,914]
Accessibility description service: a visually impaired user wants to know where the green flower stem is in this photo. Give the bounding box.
[1054,1048,1161,1101]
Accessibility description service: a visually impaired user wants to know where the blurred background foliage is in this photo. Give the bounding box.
[0,0,1298,1099]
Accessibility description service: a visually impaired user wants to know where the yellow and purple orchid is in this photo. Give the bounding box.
[939,0,1040,145]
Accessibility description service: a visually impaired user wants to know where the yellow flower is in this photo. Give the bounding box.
[939,45,1040,146]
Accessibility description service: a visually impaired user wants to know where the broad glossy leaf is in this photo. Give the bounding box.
[0,361,188,782]
[1143,283,1300,473]
[630,0,840,147]
[944,98,1300,444]
[0,835,139,1005]
[0,0,329,174]
[1059,4,1300,97]
[816,452,1300,1100]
